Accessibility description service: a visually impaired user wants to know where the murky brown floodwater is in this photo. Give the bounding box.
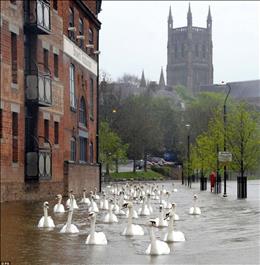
[1,180,260,265]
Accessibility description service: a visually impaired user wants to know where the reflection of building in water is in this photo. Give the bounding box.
[0,0,102,202]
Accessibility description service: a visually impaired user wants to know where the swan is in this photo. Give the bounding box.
[189,194,201,215]
[113,199,126,215]
[89,193,99,213]
[163,204,185,242]
[99,191,109,210]
[86,212,107,245]
[66,190,79,209]
[170,203,180,221]
[164,191,172,209]
[38,202,55,228]
[138,196,151,216]
[172,183,178,192]
[122,202,144,236]
[103,200,118,223]
[145,219,170,255]
[80,189,91,205]
[155,205,168,227]
[60,195,79,233]
[93,187,100,200]
[146,194,153,213]
[159,191,167,208]
[53,194,65,213]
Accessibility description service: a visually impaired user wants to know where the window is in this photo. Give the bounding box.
[12,112,18,163]
[0,109,2,139]
[69,64,76,109]
[79,137,87,162]
[78,18,84,48]
[43,49,49,72]
[70,137,76,161]
[181,44,185,57]
[195,44,199,57]
[81,71,85,89]
[44,119,49,142]
[54,121,59,144]
[53,0,58,11]
[90,78,94,119]
[54,54,58,78]
[79,97,87,125]
[202,45,206,58]
[88,28,93,44]
[68,8,75,40]
[11,33,17,84]
[90,142,94,163]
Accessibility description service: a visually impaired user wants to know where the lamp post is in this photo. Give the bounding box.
[222,82,232,197]
[186,124,191,188]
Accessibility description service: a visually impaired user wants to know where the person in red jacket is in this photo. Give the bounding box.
[210,171,216,192]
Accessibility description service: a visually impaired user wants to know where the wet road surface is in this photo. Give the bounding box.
[1,180,260,265]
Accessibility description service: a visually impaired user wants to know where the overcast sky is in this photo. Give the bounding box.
[98,1,260,84]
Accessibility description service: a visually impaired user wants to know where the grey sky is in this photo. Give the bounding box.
[99,1,260,84]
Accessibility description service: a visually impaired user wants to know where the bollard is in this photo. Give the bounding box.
[200,177,207,191]
[214,175,221,194]
[237,176,247,199]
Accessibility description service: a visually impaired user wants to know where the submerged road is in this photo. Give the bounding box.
[1,180,260,264]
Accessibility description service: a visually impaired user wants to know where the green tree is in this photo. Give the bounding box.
[99,122,128,175]
[226,103,260,177]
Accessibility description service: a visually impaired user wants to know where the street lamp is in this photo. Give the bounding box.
[185,124,191,188]
[219,81,232,197]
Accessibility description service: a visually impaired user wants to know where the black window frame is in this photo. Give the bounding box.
[79,137,87,162]
[54,121,59,144]
[44,119,49,142]
[54,53,59,78]
[79,97,87,126]
[70,137,76,161]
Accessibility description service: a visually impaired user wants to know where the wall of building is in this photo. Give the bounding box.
[0,0,102,202]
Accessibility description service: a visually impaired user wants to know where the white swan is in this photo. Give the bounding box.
[170,203,180,221]
[86,212,107,245]
[99,191,109,210]
[60,195,79,233]
[147,194,153,213]
[80,189,91,205]
[53,194,65,213]
[122,202,144,236]
[113,200,126,216]
[164,192,172,209]
[189,194,201,215]
[138,196,151,216]
[163,204,185,242]
[66,190,79,209]
[103,200,118,223]
[93,187,100,200]
[38,202,55,228]
[155,205,168,227]
[145,220,170,255]
[89,193,99,213]
[159,191,167,208]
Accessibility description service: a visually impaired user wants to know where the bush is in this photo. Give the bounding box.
[151,165,172,177]
[110,170,164,181]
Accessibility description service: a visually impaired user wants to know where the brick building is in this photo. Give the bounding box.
[0,0,102,202]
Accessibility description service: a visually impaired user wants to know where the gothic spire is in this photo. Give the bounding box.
[159,67,165,88]
[187,2,192,27]
[168,6,173,28]
[207,6,212,28]
[140,70,146,88]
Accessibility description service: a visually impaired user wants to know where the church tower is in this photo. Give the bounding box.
[166,4,213,95]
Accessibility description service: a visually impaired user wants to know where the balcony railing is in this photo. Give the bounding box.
[26,136,52,181]
[24,0,51,34]
[26,62,52,106]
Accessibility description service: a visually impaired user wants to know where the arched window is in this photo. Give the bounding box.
[79,97,87,125]
[70,137,76,161]
[78,18,84,48]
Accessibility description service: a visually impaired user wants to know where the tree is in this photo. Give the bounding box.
[226,103,260,177]
[99,122,128,175]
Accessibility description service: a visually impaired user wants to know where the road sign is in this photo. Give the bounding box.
[218,151,232,162]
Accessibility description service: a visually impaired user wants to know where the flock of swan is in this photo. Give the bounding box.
[37,183,201,255]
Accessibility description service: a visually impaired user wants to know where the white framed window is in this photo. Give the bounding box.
[69,64,76,109]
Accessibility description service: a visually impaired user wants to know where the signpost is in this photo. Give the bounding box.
[218,151,232,163]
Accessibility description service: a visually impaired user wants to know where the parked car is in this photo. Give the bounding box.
[135,160,144,169]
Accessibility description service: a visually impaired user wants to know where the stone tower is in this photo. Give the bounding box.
[166,4,213,95]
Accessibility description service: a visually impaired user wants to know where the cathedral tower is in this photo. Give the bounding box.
[166,4,213,95]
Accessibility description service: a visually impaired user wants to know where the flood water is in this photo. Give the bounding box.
[1,180,260,265]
